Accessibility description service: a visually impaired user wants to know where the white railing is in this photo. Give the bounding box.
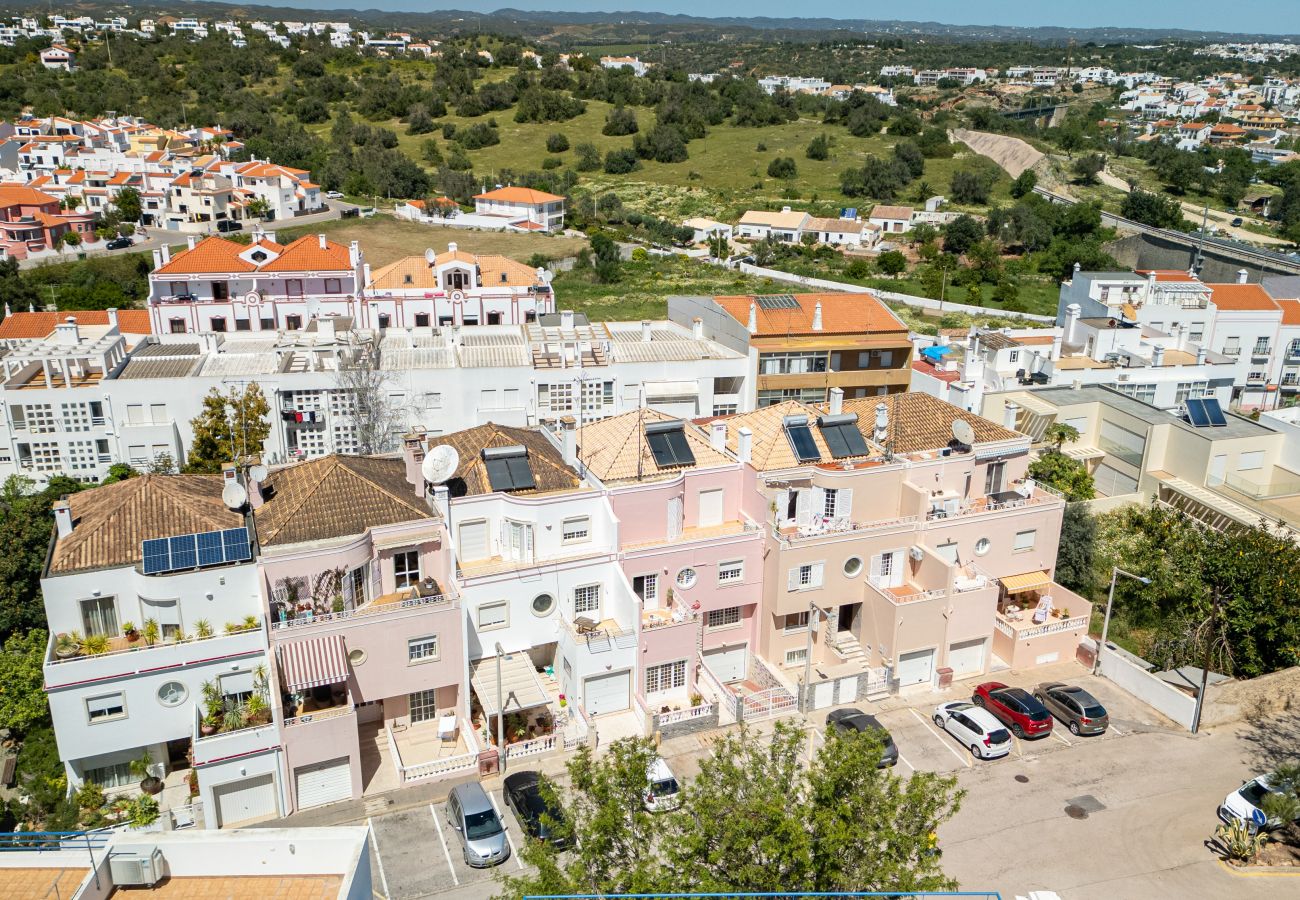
[282,704,354,728]
[562,705,589,750]
[993,618,1016,638]
[742,687,798,721]
[880,586,948,605]
[695,656,740,722]
[271,592,454,630]
[776,514,919,544]
[389,719,479,784]
[655,702,715,727]
[863,666,890,698]
[46,620,262,666]
[1016,615,1090,640]
[505,732,558,759]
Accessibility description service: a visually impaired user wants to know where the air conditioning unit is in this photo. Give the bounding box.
[110,847,165,887]
[1116,373,1131,382]
[909,545,925,562]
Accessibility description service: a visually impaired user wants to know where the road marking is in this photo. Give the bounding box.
[908,707,971,768]
[366,817,391,899]
[1051,729,1073,747]
[487,791,524,871]
[895,752,915,773]
[429,803,459,886]
[1109,723,1125,736]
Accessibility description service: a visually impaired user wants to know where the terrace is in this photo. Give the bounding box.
[992,579,1093,669]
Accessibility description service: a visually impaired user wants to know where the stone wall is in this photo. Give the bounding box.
[653,707,720,740]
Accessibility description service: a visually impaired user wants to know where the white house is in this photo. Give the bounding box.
[736,207,809,243]
[867,204,914,235]
[473,186,565,232]
[39,44,76,71]
[683,217,733,244]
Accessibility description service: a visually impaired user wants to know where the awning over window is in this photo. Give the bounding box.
[277,634,349,692]
[470,652,550,717]
[1001,570,1052,594]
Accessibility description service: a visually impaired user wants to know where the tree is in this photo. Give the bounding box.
[1045,422,1081,449]
[0,629,49,734]
[335,344,405,455]
[1072,153,1105,185]
[767,156,797,179]
[950,167,995,205]
[1010,170,1038,199]
[0,475,83,641]
[574,142,602,172]
[943,215,983,255]
[603,147,640,175]
[185,384,271,473]
[1029,450,1095,501]
[602,105,639,137]
[546,133,569,153]
[806,133,830,160]
[1121,190,1187,230]
[877,250,907,278]
[1055,503,1098,596]
[634,125,688,164]
[893,141,925,180]
[112,187,142,223]
[406,105,434,136]
[500,724,961,898]
[420,139,444,167]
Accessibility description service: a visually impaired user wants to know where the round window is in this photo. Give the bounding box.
[157,681,188,707]
[532,593,556,617]
[843,556,864,578]
[348,648,367,666]
[974,538,991,556]
[676,568,698,589]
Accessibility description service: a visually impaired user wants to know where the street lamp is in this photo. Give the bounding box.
[1094,567,1150,675]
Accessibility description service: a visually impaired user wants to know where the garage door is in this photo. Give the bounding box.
[584,670,630,715]
[947,639,986,679]
[294,757,352,811]
[213,773,278,828]
[811,681,834,710]
[703,645,747,684]
[897,649,935,688]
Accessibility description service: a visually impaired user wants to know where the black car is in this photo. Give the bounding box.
[1231,217,1244,227]
[216,219,243,233]
[105,236,133,250]
[503,771,569,848]
[826,707,899,767]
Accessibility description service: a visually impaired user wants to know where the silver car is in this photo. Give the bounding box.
[446,783,510,868]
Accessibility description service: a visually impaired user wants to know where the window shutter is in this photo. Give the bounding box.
[775,489,789,523]
[795,489,812,526]
[889,551,905,588]
[787,567,800,591]
[835,488,853,518]
[810,562,824,588]
[869,554,883,586]
[811,487,825,520]
[524,524,534,560]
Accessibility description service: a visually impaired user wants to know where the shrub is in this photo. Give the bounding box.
[575,143,602,171]
[603,147,641,174]
[546,133,570,153]
[767,157,797,179]
[806,134,830,160]
[602,105,639,136]
[541,157,562,170]
[457,122,500,150]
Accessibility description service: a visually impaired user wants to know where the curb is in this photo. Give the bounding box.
[1217,858,1300,878]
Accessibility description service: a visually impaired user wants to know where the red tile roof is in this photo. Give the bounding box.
[714,292,907,337]
[0,309,152,339]
[1208,283,1279,312]
[474,186,564,204]
[1277,299,1300,326]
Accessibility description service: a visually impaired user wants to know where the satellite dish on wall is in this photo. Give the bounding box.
[422,445,460,485]
[222,480,249,510]
[952,419,976,447]
[424,247,436,265]
[249,464,268,482]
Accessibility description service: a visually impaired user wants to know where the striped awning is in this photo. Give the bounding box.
[277,634,349,691]
[1001,570,1052,594]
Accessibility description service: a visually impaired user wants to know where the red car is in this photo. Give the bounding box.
[972,682,1053,738]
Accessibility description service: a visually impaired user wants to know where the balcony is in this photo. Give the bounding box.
[561,615,637,652]
[192,705,280,767]
[386,717,479,785]
[923,483,1063,522]
[773,512,919,546]
[270,586,456,632]
[991,582,1092,670]
[624,518,759,551]
[44,621,265,688]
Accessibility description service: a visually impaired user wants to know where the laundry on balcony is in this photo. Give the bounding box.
[277,633,349,691]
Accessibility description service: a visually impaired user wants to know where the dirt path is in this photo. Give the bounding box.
[951,128,1044,178]
[1096,169,1290,246]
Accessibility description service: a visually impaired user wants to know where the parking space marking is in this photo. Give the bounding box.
[895,752,915,773]
[487,790,524,871]
[908,707,971,768]
[1051,729,1073,747]
[367,817,391,899]
[429,803,459,886]
[1109,723,1125,736]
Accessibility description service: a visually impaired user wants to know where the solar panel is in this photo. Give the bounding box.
[783,415,821,463]
[142,538,171,575]
[483,446,536,491]
[1202,397,1228,426]
[1184,397,1211,427]
[505,455,536,490]
[818,413,870,459]
[168,534,197,570]
[757,294,800,310]
[222,527,252,562]
[141,526,251,575]
[196,531,225,567]
[645,421,696,467]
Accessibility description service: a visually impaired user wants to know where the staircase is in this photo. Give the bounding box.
[833,634,867,667]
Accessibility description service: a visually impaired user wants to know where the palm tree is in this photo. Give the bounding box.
[1044,423,1080,451]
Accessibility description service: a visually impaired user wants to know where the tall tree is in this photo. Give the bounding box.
[185,384,270,473]
[0,629,50,734]
[0,475,83,641]
[334,344,404,455]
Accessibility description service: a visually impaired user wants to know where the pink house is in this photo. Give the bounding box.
[0,184,97,260]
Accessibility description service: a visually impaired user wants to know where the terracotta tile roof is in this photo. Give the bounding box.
[0,184,60,208]
[154,236,257,275]
[49,475,245,575]
[254,456,430,547]
[575,408,732,482]
[713,292,907,337]
[368,252,540,291]
[425,423,580,497]
[259,234,351,273]
[1208,283,1279,312]
[1277,299,1300,326]
[840,393,1021,454]
[869,205,914,220]
[738,209,809,230]
[805,216,865,234]
[0,309,152,339]
[1136,269,1201,283]
[723,400,874,471]
[474,186,564,204]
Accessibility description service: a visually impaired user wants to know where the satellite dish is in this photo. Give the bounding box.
[421,444,460,485]
[222,481,248,509]
[952,419,976,446]
[424,247,436,264]
[249,464,268,482]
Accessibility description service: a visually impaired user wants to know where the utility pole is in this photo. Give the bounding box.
[1190,587,1223,734]
[1192,203,1209,276]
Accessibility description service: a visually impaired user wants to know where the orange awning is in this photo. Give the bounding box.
[1001,570,1051,594]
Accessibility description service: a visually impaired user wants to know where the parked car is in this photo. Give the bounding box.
[215,219,243,233]
[644,757,681,812]
[1231,217,1244,227]
[104,236,133,250]
[325,190,344,200]
[503,771,569,848]
[1219,774,1294,831]
[826,707,899,767]
[933,701,1011,760]
[445,783,510,868]
[1033,682,1109,736]
[973,682,1053,739]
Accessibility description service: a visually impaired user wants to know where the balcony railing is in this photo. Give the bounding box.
[654,702,715,727]
[45,620,263,668]
[283,703,354,728]
[562,618,637,651]
[270,592,455,631]
[998,614,1090,640]
[504,732,558,759]
[774,513,919,544]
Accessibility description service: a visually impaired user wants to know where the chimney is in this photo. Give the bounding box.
[1072,261,1081,276]
[1196,345,1207,364]
[1151,345,1165,366]
[874,403,889,443]
[317,316,335,340]
[747,301,758,334]
[1236,268,1248,284]
[828,386,844,415]
[1146,271,1157,292]
[692,317,704,340]
[736,426,753,464]
[106,307,119,330]
[561,420,577,466]
[1051,331,1063,359]
[160,245,171,265]
[186,235,197,251]
[402,432,427,495]
[349,240,360,266]
[710,419,727,451]
[317,233,327,250]
[246,463,265,510]
[430,484,450,521]
[1002,401,1020,430]
[781,205,792,213]
[448,241,458,254]
[1064,303,1082,344]
[53,498,73,538]
[560,309,574,329]
[55,316,79,346]
[640,320,652,342]
[812,301,823,332]
[151,248,163,269]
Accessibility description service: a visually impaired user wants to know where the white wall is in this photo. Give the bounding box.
[1097,642,1196,730]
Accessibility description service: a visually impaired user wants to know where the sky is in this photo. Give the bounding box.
[273,1,1300,35]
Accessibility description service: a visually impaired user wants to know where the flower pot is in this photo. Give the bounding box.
[140,776,164,796]
[125,632,139,643]
[199,721,219,736]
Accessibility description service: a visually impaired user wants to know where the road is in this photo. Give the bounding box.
[1094,169,1290,247]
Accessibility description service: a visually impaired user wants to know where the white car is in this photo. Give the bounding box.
[1219,775,1289,830]
[643,757,681,812]
[325,190,344,200]
[934,701,1011,760]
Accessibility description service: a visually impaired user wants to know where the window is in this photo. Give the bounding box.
[169,318,186,334]
[789,562,824,590]
[712,404,738,416]
[1223,336,1241,356]
[220,671,254,705]
[1253,336,1270,356]
[717,560,744,584]
[1289,339,1300,358]
[783,611,811,633]
[1175,381,1209,403]
[633,574,658,604]
[80,597,118,638]
[676,568,697,589]
[157,681,188,707]
[645,659,687,694]
[285,279,304,298]
[574,584,601,615]
[758,350,829,375]
[974,537,991,556]
[1014,529,1037,552]
[562,517,590,543]
[408,634,439,663]
[378,313,391,329]
[531,593,555,617]
[409,688,438,723]
[1008,350,1019,363]
[984,461,1005,496]
[285,314,302,330]
[785,647,809,666]
[478,601,508,630]
[1189,328,1204,344]
[879,552,895,580]
[843,556,863,577]
[706,606,741,629]
[349,648,368,666]
[1248,370,1266,382]
[822,488,838,518]
[85,761,132,788]
[324,278,342,294]
[415,313,431,327]
[212,280,230,300]
[393,549,420,588]
[86,693,126,723]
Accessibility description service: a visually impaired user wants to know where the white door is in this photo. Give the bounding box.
[698,489,724,527]
[837,675,859,703]
[703,644,748,683]
[458,520,489,561]
[897,649,935,688]
[811,681,834,710]
[947,638,986,679]
[584,669,630,715]
[213,773,278,828]
[294,758,352,810]
[934,541,959,565]
[505,521,534,562]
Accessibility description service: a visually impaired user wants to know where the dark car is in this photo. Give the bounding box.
[105,236,133,250]
[826,707,899,766]
[216,219,243,233]
[1034,682,1109,736]
[973,682,1053,739]
[503,771,569,848]
[1231,217,1244,227]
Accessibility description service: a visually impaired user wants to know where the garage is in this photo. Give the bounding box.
[897,649,935,688]
[702,644,747,684]
[213,773,278,828]
[583,669,630,715]
[294,757,352,811]
[810,680,834,710]
[947,638,986,680]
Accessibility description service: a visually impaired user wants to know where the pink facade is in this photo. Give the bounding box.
[0,185,97,260]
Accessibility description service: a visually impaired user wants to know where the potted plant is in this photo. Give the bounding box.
[187,769,199,798]
[690,692,703,707]
[245,693,271,726]
[243,614,259,630]
[200,711,221,736]
[131,754,164,796]
[82,634,111,655]
[195,619,213,639]
[1061,607,1071,619]
[142,618,160,646]
[54,632,81,659]
[122,622,139,643]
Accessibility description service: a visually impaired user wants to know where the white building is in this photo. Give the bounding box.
[472,186,565,232]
